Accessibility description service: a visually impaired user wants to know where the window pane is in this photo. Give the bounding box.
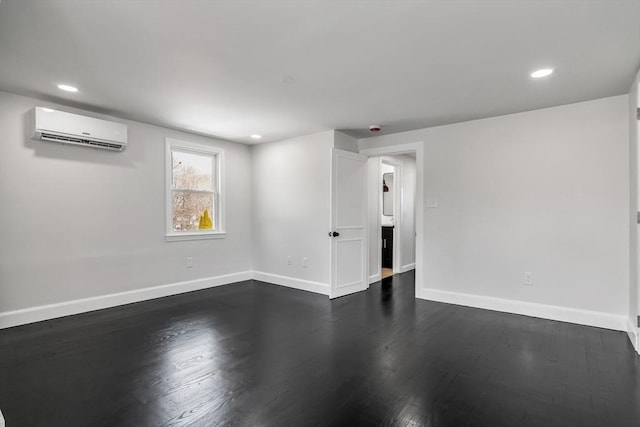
[172,150,214,191]
[172,191,215,231]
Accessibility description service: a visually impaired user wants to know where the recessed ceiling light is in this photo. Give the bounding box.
[250,134,262,139]
[57,84,78,92]
[531,68,553,79]
[42,108,55,112]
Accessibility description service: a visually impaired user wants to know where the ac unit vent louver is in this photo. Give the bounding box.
[40,133,124,151]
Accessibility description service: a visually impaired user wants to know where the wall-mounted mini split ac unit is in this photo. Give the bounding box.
[31,107,128,151]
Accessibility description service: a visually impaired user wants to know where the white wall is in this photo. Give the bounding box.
[629,70,640,351]
[360,96,630,329]
[251,131,334,293]
[0,91,253,320]
[334,130,359,153]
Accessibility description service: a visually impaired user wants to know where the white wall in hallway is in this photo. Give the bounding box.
[359,95,629,327]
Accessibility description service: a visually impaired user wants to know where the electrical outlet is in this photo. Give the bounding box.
[186,257,193,268]
[302,257,309,268]
[426,200,438,208]
[287,256,292,266]
[524,272,533,285]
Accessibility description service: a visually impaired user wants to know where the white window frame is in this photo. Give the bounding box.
[165,138,225,241]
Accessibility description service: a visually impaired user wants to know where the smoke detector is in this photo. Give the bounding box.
[369,125,381,132]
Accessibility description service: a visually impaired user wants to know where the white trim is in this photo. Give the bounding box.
[330,282,366,299]
[0,271,253,329]
[165,231,226,242]
[417,287,627,332]
[252,271,330,296]
[401,263,416,272]
[373,157,383,280]
[628,318,640,354]
[415,145,423,300]
[360,142,421,157]
[369,273,381,284]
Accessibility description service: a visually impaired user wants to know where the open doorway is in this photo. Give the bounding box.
[366,152,417,284]
[360,141,424,299]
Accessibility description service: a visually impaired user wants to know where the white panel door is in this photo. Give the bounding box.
[330,148,368,299]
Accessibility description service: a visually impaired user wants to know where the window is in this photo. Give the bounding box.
[165,139,225,241]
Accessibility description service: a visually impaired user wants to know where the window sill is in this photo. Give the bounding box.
[165,231,226,242]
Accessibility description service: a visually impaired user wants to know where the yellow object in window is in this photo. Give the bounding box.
[198,208,213,230]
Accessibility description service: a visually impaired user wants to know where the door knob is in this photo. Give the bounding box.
[328,231,340,237]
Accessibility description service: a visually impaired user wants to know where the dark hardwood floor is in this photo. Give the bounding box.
[1,272,638,426]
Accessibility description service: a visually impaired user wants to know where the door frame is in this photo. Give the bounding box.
[360,142,424,299]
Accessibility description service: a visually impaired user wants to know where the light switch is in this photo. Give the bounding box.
[426,200,438,208]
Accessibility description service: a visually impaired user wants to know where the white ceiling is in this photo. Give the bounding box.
[1,0,638,144]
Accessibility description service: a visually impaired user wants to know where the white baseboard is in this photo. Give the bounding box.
[369,273,381,284]
[628,318,640,355]
[0,271,253,329]
[400,263,416,273]
[252,271,329,296]
[417,287,627,332]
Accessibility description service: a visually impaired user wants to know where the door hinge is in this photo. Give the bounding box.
[637,212,640,224]
[637,107,640,120]
[637,315,640,328]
